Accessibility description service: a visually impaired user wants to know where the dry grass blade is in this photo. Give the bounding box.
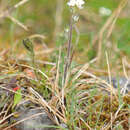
[28,87,67,123]
[3,102,13,119]
[106,0,128,38]
[0,0,29,18]
[75,76,118,95]
[14,0,29,8]
[122,57,130,69]
[7,15,28,31]
[105,51,113,110]
[17,58,55,65]
[102,111,129,130]
[80,117,92,130]
[93,0,128,45]
[122,58,130,95]
[122,58,129,80]
[72,58,97,82]
[92,0,128,63]
[114,104,124,118]
[0,0,29,31]
[16,63,50,81]
[29,34,46,40]
[55,47,66,116]
[0,112,16,125]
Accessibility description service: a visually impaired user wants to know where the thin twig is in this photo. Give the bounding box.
[7,15,28,31]
[14,0,29,8]
[0,0,29,31]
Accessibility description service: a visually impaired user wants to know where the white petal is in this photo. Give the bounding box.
[99,7,112,16]
[67,0,76,6]
[67,0,85,9]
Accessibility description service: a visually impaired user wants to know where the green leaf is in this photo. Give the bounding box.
[12,89,22,110]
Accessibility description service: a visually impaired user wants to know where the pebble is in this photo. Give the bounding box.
[101,77,130,93]
[11,105,56,130]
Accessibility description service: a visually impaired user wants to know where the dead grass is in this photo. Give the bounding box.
[0,0,130,129]
[0,47,129,129]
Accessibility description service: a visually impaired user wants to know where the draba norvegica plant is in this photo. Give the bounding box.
[63,0,85,84]
[61,1,86,129]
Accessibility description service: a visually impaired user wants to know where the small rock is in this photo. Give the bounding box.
[59,123,68,129]
[101,77,130,93]
[11,101,56,130]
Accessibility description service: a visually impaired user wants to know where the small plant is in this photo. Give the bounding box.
[12,88,22,110]
[23,38,38,79]
[63,0,85,85]
[23,38,35,65]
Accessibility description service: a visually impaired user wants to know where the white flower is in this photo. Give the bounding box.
[99,7,112,16]
[67,0,85,9]
[67,0,76,7]
[72,15,79,21]
[65,28,69,33]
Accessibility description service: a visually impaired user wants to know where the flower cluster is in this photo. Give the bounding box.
[99,7,112,16]
[67,0,85,9]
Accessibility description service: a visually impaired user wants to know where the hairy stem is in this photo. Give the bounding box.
[63,17,73,85]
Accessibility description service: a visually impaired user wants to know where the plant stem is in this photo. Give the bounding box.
[63,17,73,85]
